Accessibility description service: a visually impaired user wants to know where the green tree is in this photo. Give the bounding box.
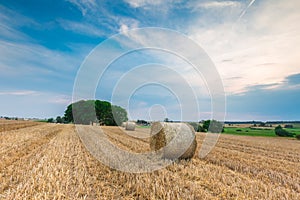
[202,120,224,133]
[112,105,128,126]
[95,100,113,125]
[64,104,73,123]
[188,122,199,132]
[56,116,63,123]
[64,100,128,126]
[202,120,210,131]
[274,125,295,137]
[259,122,266,127]
[47,118,54,123]
[197,125,206,132]
[72,100,97,125]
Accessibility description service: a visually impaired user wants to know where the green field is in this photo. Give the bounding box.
[285,128,300,136]
[223,127,300,137]
[135,124,300,138]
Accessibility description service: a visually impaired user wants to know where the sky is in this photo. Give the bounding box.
[0,0,300,121]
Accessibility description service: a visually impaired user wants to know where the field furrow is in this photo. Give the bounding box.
[0,125,62,171]
[102,127,150,153]
[0,126,61,195]
[215,136,300,162]
[0,124,59,155]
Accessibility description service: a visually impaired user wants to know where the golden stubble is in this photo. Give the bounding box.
[0,124,299,199]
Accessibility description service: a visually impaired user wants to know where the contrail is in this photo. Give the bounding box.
[238,0,257,21]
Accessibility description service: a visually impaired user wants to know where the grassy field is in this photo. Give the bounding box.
[223,127,300,137]
[286,127,300,136]
[138,124,300,137]
[223,127,276,137]
[0,122,299,199]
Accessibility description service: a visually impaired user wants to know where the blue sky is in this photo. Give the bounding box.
[0,0,300,121]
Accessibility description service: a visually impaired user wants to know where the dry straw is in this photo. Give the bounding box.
[150,122,197,160]
[125,122,136,131]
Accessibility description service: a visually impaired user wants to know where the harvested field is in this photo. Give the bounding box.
[0,120,41,132]
[0,124,299,199]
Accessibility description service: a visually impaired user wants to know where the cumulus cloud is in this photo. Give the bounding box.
[118,18,139,34]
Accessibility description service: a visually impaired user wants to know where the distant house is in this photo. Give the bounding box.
[284,124,293,129]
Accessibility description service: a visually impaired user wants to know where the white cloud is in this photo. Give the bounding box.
[111,0,300,101]
[124,0,180,14]
[191,1,241,9]
[188,0,300,95]
[63,1,141,36]
[0,5,38,28]
[48,95,72,105]
[67,0,300,120]
[118,18,139,34]
[119,24,129,34]
[58,19,107,37]
[0,5,38,42]
[66,0,97,16]
[124,0,166,8]
[0,90,71,105]
[0,40,81,78]
[238,0,257,20]
[0,90,38,96]
[0,6,83,80]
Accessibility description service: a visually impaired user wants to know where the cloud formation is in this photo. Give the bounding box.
[189,0,300,95]
[1,0,300,120]
[66,0,97,16]
[191,1,241,9]
[124,0,170,8]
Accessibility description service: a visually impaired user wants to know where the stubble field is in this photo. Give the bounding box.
[0,121,299,199]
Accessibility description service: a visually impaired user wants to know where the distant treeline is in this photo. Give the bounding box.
[265,121,300,124]
[224,121,300,124]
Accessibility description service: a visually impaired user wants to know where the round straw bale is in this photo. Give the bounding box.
[150,122,197,160]
[125,122,136,131]
[121,122,126,128]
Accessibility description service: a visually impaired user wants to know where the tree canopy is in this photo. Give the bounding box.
[274,125,295,137]
[201,120,224,133]
[64,100,128,125]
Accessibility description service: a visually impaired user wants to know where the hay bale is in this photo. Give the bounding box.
[125,122,136,131]
[150,122,197,160]
[121,122,126,128]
